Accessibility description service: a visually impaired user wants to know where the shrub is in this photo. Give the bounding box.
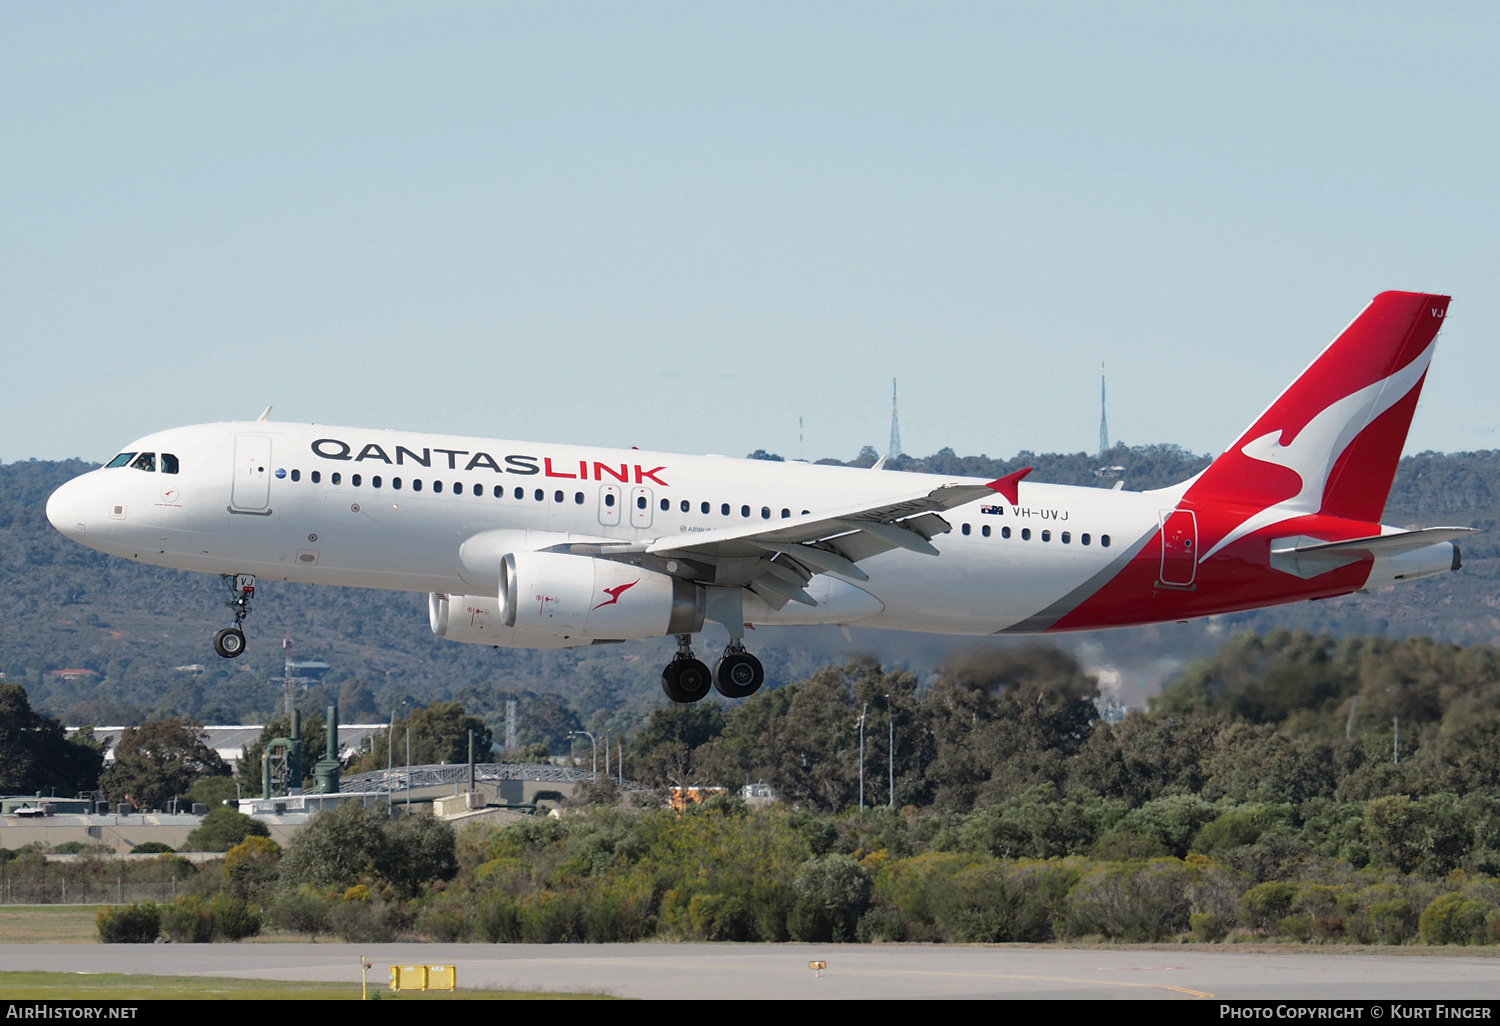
[222,836,282,900]
[1239,881,1298,934]
[789,855,872,942]
[265,886,334,939]
[97,903,160,943]
[1190,911,1227,943]
[209,893,261,940]
[130,842,175,855]
[855,905,907,942]
[1419,892,1492,945]
[417,895,471,942]
[184,807,269,853]
[161,895,215,943]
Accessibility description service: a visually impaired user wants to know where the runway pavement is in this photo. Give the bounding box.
[2,942,1498,1000]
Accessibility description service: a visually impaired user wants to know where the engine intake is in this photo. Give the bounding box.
[501,551,705,641]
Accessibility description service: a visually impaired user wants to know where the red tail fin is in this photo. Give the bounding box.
[1190,291,1448,525]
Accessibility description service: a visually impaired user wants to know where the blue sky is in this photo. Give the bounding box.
[4,3,1497,464]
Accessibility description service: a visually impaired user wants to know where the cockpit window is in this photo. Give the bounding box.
[160,453,179,474]
[105,453,137,469]
[129,453,156,472]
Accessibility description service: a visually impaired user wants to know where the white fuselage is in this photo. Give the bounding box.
[45,420,1167,637]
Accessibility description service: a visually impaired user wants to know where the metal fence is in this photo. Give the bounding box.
[0,860,192,905]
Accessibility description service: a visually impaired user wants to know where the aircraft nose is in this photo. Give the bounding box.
[46,476,92,541]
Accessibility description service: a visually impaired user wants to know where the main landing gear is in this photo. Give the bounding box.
[661,634,765,703]
[212,574,256,659]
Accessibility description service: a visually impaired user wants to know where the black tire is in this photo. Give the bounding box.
[213,628,246,659]
[662,658,712,703]
[713,651,764,699]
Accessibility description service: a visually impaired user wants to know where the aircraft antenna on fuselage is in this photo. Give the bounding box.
[257,405,272,422]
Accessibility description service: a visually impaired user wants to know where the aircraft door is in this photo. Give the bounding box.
[629,486,653,529]
[231,435,273,511]
[598,485,621,527]
[1158,509,1197,587]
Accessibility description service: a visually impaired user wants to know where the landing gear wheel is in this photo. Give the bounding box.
[215,574,257,659]
[713,650,764,699]
[662,658,713,703]
[213,628,246,659]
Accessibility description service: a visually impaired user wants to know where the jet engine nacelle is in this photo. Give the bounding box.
[427,592,579,649]
[501,551,706,642]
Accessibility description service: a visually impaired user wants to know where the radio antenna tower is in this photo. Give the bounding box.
[889,379,902,458]
[1098,363,1110,459]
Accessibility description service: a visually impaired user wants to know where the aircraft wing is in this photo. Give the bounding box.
[573,474,1023,609]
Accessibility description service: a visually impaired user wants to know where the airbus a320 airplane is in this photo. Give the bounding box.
[47,291,1471,703]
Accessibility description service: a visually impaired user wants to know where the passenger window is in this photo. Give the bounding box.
[493,486,502,498]
[311,471,322,484]
[660,498,669,511]
[534,489,543,501]
[681,500,690,513]
[475,484,484,497]
[1021,528,1031,541]
[160,453,179,474]
[605,493,616,508]
[1061,531,1070,544]
[291,469,301,482]
[701,502,710,514]
[332,472,342,485]
[574,492,584,504]
[373,476,383,488]
[433,481,442,493]
[1082,533,1091,545]
[106,453,137,469]
[761,507,771,519]
[555,490,564,503]
[781,508,790,518]
[130,452,156,472]
[721,503,730,516]
[961,523,970,535]
[1002,526,1011,538]
[352,474,362,487]
[1041,530,1050,542]
[982,525,991,537]
[514,487,523,499]
[634,495,645,509]
[392,477,402,490]
[1101,534,1111,547]
[801,510,810,516]
[741,505,750,518]
[412,479,422,491]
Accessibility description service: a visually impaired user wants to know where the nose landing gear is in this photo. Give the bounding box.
[213,574,256,659]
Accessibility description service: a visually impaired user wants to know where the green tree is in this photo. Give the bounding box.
[277,801,389,890]
[0,682,105,795]
[99,719,228,809]
[183,806,269,852]
[374,813,458,898]
[355,703,492,772]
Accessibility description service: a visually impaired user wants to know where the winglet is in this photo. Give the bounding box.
[986,467,1032,505]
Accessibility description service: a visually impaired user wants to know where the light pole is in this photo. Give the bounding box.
[570,730,598,780]
[887,694,894,808]
[858,703,868,809]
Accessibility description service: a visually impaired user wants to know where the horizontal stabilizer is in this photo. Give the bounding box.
[1271,526,1476,562]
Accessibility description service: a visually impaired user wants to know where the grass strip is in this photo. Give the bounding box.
[0,971,612,1000]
